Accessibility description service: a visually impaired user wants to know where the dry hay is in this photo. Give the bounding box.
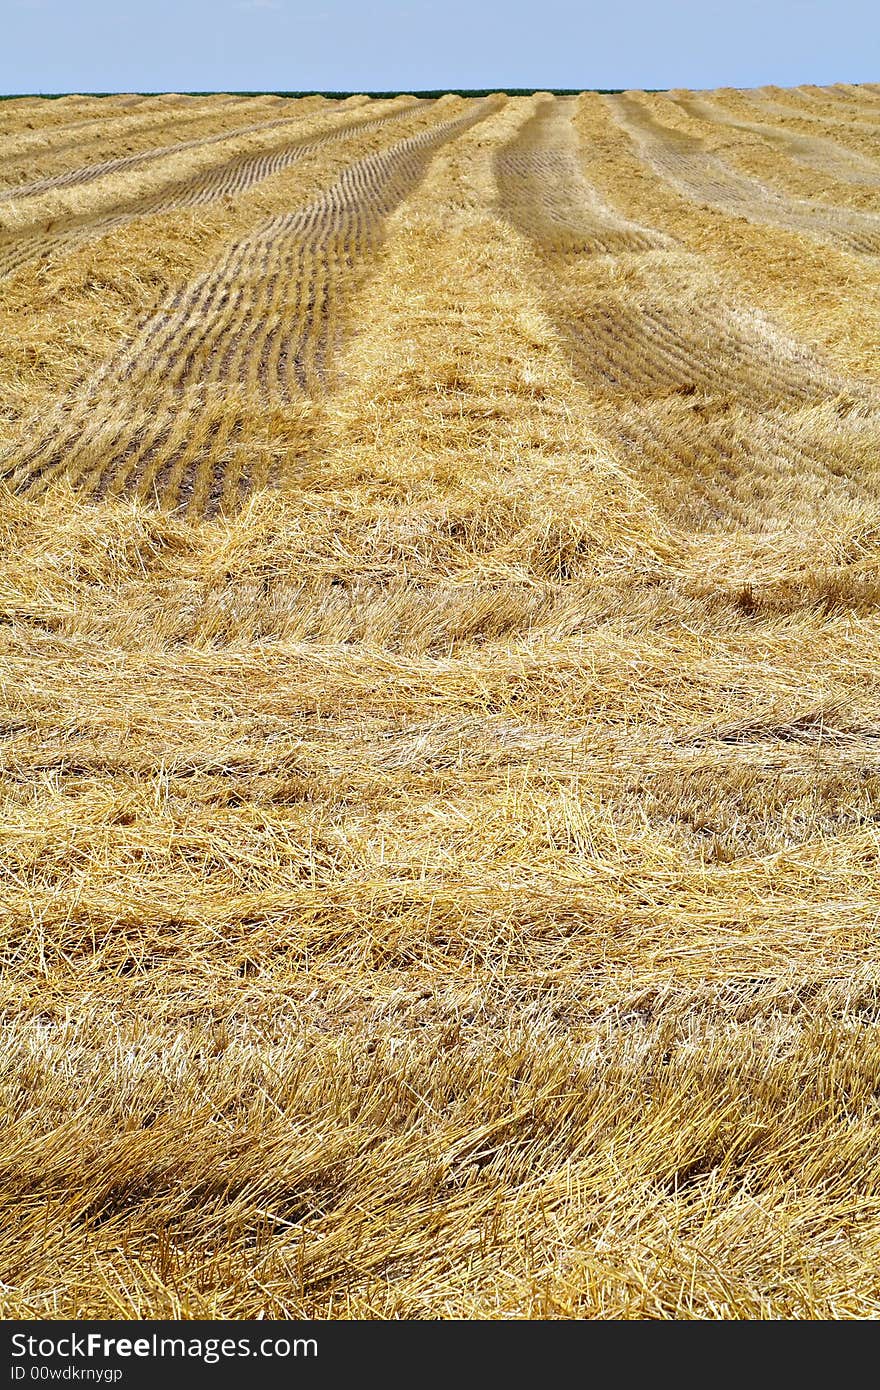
[2,86,880,1320]
[608,91,880,254]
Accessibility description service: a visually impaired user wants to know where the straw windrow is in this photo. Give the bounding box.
[2,86,880,1319]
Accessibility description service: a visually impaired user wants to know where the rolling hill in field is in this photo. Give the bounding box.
[2,84,880,1318]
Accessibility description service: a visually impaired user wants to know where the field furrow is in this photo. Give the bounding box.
[0,102,370,205]
[794,82,880,111]
[0,95,264,176]
[6,86,880,1321]
[126,110,489,397]
[1,99,495,513]
[671,91,880,187]
[610,92,880,254]
[496,103,664,255]
[0,91,233,133]
[496,96,879,531]
[0,101,421,283]
[751,91,880,136]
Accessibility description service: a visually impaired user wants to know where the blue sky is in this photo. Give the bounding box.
[2,0,877,95]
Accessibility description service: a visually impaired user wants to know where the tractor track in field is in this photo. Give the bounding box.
[2,99,496,516]
[609,92,880,256]
[496,96,880,530]
[0,101,424,282]
[670,92,880,188]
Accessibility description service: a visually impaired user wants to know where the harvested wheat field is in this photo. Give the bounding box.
[2,82,880,1320]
